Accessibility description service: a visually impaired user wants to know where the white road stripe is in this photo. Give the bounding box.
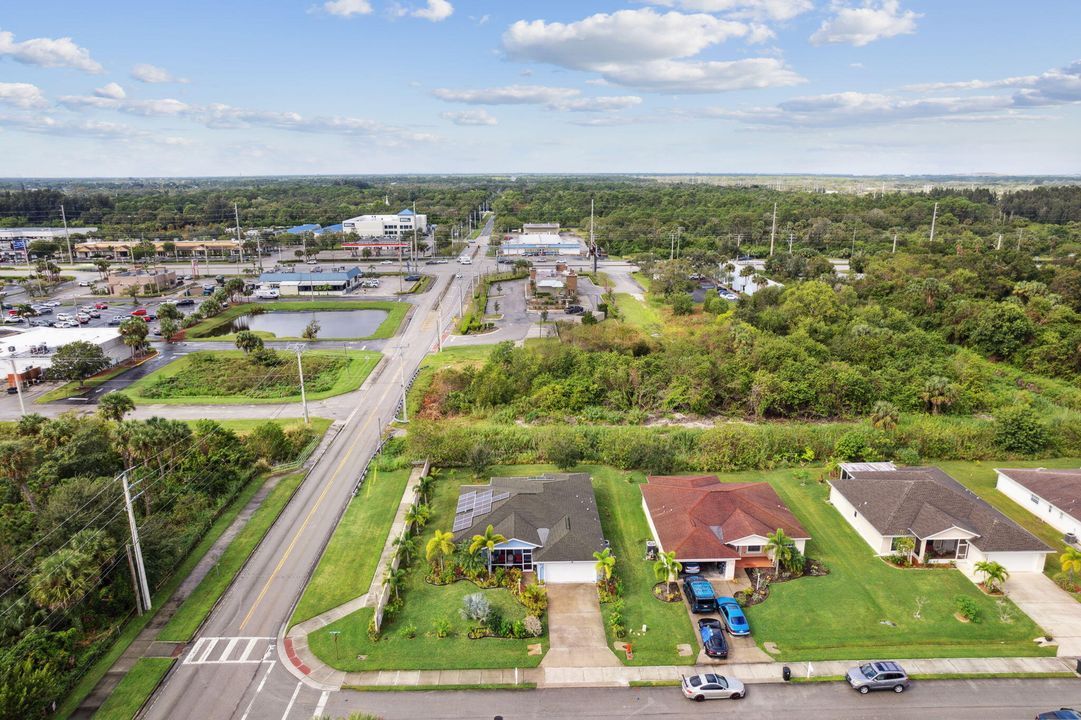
[219,637,240,662]
[312,690,330,718]
[182,637,275,665]
[280,681,302,720]
[239,637,259,662]
[239,660,276,720]
[194,638,218,664]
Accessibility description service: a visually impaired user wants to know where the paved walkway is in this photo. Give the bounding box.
[541,584,621,679]
[1004,572,1081,656]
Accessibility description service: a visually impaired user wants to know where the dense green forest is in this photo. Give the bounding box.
[0,415,313,718]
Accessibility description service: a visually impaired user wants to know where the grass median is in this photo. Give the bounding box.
[182,300,408,341]
[89,658,173,720]
[36,352,158,403]
[122,349,380,405]
[158,471,307,641]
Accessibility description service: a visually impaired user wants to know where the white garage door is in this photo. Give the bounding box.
[541,561,597,584]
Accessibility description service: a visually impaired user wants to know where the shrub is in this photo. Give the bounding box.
[397,623,417,639]
[433,616,452,638]
[367,617,380,641]
[955,595,981,623]
[993,405,1048,455]
[460,592,491,624]
[523,615,543,638]
[833,430,879,462]
[894,446,920,466]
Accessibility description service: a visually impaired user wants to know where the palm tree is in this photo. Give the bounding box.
[404,504,432,534]
[0,439,40,512]
[765,528,794,574]
[118,317,149,360]
[416,473,437,504]
[653,551,682,594]
[1060,547,1081,584]
[919,376,955,415]
[97,392,135,422]
[974,559,1009,593]
[469,524,507,570]
[426,529,455,574]
[870,400,900,432]
[382,565,406,602]
[393,534,417,566]
[593,547,616,583]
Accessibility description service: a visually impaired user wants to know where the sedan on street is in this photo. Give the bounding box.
[681,673,744,702]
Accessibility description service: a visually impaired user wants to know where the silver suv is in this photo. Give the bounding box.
[846,661,910,694]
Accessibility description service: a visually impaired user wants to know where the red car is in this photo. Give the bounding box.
[95,302,108,309]
[131,308,148,316]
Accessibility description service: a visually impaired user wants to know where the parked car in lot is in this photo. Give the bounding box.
[698,618,729,659]
[564,305,585,314]
[3,315,24,324]
[404,274,422,282]
[682,575,718,613]
[78,280,92,287]
[717,597,750,636]
[176,298,195,306]
[680,673,744,701]
[54,320,78,328]
[75,313,90,324]
[94,301,109,309]
[107,316,123,325]
[56,313,73,322]
[846,661,910,694]
[1037,710,1081,719]
[29,319,50,327]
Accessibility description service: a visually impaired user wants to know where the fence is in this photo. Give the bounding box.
[371,457,430,632]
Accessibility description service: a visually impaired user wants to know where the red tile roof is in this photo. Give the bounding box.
[641,476,810,561]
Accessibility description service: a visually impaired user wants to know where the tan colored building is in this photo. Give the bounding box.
[75,240,241,261]
[107,270,177,295]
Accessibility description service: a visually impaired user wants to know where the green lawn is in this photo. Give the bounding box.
[734,466,1053,661]
[159,472,307,641]
[198,417,333,436]
[306,467,546,671]
[36,353,158,403]
[122,350,380,405]
[182,300,409,341]
[89,658,173,720]
[407,345,495,412]
[940,458,1081,600]
[613,293,663,333]
[291,467,412,625]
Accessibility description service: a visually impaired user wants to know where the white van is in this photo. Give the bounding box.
[459,256,472,265]
[254,287,280,299]
[56,313,73,322]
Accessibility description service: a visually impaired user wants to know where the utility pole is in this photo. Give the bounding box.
[675,226,683,259]
[996,233,1003,251]
[669,231,675,261]
[590,198,597,274]
[60,204,73,264]
[435,299,442,352]
[929,202,939,243]
[233,203,247,269]
[293,345,309,425]
[124,544,144,616]
[8,358,25,417]
[412,200,418,269]
[397,349,409,423]
[1017,228,1023,251]
[788,230,794,254]
[121,472,152,613]
[892,232,898,254]
[769,202,778,256]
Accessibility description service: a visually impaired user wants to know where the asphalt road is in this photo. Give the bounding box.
[141,216,497,720]
[320,679,1081,720]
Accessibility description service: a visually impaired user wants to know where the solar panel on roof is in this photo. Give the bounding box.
[452,514,473,532]
[456,492,476,512]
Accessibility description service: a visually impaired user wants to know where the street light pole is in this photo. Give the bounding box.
[8,357,25,417]
[292,344,309,425]
[397,350,408,423]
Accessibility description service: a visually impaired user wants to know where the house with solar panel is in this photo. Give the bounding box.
[451,473,607,584]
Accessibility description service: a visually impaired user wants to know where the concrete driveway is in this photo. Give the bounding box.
[541,584,620,670]
[1004,572,1081,656]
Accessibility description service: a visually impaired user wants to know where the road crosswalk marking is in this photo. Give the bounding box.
[182,636,275,665]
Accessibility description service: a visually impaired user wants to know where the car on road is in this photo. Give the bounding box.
[1037,710,1081,720]
[78,280,91,287]
[698,618,729,659]
[404,274,421,282]
[454,273,463,279]
[717,597,750,636]
[379,259,393,265]
[176,298,195,306]
[680,673,744,702]
[305,259,318,265]
[564,305,584,314]
[846,661,910,694]
[152,326,162,336]
[424,260,438,265]
[682,575,718,613]
[94,301,109,309]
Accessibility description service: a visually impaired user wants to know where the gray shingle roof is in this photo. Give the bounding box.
[452,473,605,563]
[996,467,1081,519]
[830,466,1051,553]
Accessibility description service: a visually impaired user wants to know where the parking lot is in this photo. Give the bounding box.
[4,287,209,335]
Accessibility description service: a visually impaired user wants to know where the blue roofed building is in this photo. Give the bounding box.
[285,223,322,235]
[257,266,362,295]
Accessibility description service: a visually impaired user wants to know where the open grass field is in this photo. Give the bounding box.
[89,658,173,720]
[306,467,546,671]
[122,349,380,405]
[734,466,1053,661]
[291,466,412,625]
[182,300,408,341]
[407,344,495,412]
[613,293,663,333]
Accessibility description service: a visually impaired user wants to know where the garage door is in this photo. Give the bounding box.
[541,561,597,584]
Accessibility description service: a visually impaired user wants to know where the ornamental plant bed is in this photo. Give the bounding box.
[652,582,681,603]
[977,583,1005,596]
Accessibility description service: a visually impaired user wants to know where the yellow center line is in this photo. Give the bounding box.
[238,379,396,631]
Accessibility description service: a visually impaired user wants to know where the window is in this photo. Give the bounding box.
[1030,494,1040,505]
[744,545,761,553]
[490,547,533,571]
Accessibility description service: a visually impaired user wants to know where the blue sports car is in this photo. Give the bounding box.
[717,596,750,636]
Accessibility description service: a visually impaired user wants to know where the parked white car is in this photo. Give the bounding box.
[254,288,280,299]
[56,312,73,322]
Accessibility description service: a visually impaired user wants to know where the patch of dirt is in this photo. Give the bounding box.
[676,643,694,657]
[652,582,682,602]
[762,642,780,654]
[954,612,971,623]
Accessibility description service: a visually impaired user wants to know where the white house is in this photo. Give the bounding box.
[720,260,784,296]
[996,468,1081,543]
[451,473,605,584]
[341,209,427,238]
[829,466,1052,578]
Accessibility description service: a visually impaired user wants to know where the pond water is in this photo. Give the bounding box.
[206,309,388,338]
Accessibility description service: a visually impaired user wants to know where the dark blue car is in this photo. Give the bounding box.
[717,596,750,636]
[683,575,718,613]
[698,618,729,659]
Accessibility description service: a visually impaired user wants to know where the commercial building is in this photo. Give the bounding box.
[528,263,578,296]
[1,327,125,377]
[0,226,98,247]
[499,233,582,257]
[720,260,784,296]
[107,270,178,295]
[75,240,241,261]
[257,267,362,296]
[340,239,411,257]
[342,208,428,238]
[523,223,560,234]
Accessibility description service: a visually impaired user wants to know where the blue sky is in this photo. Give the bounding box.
[1,0,1079,176]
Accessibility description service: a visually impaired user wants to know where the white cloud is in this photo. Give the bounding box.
[0,29,103,74]
[411,0,453,22]
[432,84,642,111]
[810,1,919,46]
[441,109,497,126]
[60,94,192,116]
[501,9,799,93]
[504,9,749,69]
[644,0,813,21]
[0,113,149,139]
[94,82,126,100]
[322,0,373,17]
[0,82,48,109]
[601,57,802,93]
[131,63,188,84]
